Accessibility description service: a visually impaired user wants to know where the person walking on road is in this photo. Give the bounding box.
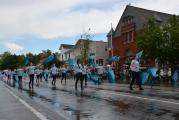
[35,68,41,86]
[61,65,67,85]
[50,64,58,87]
[28,63,35,89]
[17,66,24,89]
[12,69,17,87]
[74,62,84,90]
[82,64,88,87]
[129,55,144,90]
[44,68,49,83]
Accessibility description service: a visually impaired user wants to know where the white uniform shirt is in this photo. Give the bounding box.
[74,64,83,74]
[50,66,58,75]
[130,60,140,72]
[28,66,35,75]
[17,68,24,76]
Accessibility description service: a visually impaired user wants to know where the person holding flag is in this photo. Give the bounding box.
[129,54,144,90]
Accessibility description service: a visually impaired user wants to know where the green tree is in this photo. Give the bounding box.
[162,15,179,65]
[25,52,40,65]
[80,39,90,63]
[137,16,179,68]
[0,52,24,70]
[137,17,163,60]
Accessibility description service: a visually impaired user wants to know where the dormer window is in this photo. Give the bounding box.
[123,16,134,25]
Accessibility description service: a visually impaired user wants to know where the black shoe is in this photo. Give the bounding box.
[139,88,144,90]
[129,86,133,90]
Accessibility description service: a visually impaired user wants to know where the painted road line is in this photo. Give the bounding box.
[6,88,49,120]
[102,90,179,105]
[22,80,179,105]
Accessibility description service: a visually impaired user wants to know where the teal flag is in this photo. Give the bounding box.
[68,58,77,66]
[140,72,149,84]
[172,71,179,82]
[89,74,101,85]
[108,69,115,83]
[88,55,97,68]
[24,56,30,66]
[43,54,56,64]
[147,67,158,78]
[110,56,120,62]
[137,51,143,61]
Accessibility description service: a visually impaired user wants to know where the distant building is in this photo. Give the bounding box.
[110,5,172,65]
[59,44,74,61]
[73,39,108,66]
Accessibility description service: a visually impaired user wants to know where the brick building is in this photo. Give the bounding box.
[109,5,172,65]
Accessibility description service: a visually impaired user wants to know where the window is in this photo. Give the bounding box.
[105,46,108,51]
[123,16,133,25]
[98,59,104,66]
[127,32,130,43]
[123,31,133,44]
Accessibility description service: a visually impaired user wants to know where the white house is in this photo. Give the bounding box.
[59,44,74,61]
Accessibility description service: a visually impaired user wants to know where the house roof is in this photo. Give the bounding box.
[59,44,74,50]
[114,5,173,37]
[73,39,107,49]
[106,28,114,37]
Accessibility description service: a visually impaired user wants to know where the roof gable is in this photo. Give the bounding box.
[59,44,74,50]
[114,5,173,37]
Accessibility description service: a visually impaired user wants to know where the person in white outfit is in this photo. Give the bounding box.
[129,55,143,90]
[50,64,58,87]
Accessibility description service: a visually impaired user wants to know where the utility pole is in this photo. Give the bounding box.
[111,23,113,58]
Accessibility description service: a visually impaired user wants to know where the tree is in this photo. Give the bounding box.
[80,39,90,64]
[0,52,24,70]
[25,52,40,65]
[137,16,179,68]
[137,17,163,60]
[162,15,179,65]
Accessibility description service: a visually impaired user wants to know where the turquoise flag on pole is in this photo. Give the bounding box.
[137,51,143,61]
[43,54,56,64]
[24,56,30,66]
[88,55,97,68]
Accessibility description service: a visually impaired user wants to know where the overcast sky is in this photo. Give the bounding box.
[0,0,179,54]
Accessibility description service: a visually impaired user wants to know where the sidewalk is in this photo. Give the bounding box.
[0,81,43,120]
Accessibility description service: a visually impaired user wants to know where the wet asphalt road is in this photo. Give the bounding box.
[1,78,179,120]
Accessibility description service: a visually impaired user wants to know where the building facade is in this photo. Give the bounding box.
[67,39,108,65]
[110,5,172,65]
[59,44,74,61]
